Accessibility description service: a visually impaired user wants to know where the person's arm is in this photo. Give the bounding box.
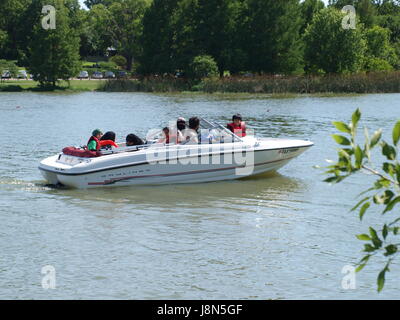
[87,140,97,151]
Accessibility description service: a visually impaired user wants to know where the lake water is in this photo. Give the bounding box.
[1,91,400,299]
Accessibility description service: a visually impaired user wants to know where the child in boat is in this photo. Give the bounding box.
[227,114,246,137]
[87,129,103,151]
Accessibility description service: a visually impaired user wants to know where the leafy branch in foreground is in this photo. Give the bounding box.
[324,108,400,292]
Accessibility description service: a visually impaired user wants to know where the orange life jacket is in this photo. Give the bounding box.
[227,121,246,137]
[99,140,119,148]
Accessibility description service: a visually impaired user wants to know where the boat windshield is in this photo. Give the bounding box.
[198,118,242,143]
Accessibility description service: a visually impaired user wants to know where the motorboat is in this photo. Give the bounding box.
[38,119,313,188]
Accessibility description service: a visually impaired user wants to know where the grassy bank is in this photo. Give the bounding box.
[1,72,400,94]
[99,72,400,94]
[0,79,102,92]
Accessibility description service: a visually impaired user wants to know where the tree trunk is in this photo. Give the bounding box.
[126,56,133,71]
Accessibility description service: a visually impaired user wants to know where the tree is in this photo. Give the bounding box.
[84,4,113,57]
[324,109,400,292]
[364,25,397,70]
[140,0,180,75]
[300,0,325,34]
[102,0,150,71]
[27,0,81,87]
[191,0,239,77]
[0,0,31,60]
[240,0,304,75]
[303,8,366,73]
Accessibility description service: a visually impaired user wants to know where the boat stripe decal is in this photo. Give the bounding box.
[87,155,299,186]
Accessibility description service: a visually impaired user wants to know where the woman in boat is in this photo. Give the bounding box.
[87,129,103,151]
[227,114,246,137]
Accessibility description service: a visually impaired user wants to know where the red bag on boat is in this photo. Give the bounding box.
[62,147,101,158]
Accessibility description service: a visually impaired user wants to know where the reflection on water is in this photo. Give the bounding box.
[34,172,303,210]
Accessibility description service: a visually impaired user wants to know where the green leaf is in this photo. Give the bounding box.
[377,269,386,292]
[356,234,371,241]
[370,129,382,149]
[393,120,400,146]
[383,163,395,177]
[351,109,361,131]
[384,244,397,256]
[364,127,371,162]
[333,121,351,134]
[383,196,400,214]
[356,255,371,272]
[364,244,376,252]
[359,202,370,220]
[351,196,370,212]
[332,134,351,146]
[382,141,397,161]
[354,145,363,168]
[383,224,388,239]
[373,190,394,205]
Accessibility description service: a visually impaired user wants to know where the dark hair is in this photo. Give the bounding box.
[189,117,200,130]
[100,131,116,142]
[162,127,170,133]
[126,133,144,146]
[177,119,186,131]
[232,114,242,121]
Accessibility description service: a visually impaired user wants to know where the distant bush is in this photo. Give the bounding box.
[365,57,393,72]
[187,55,219,80]
[109,55,127,68]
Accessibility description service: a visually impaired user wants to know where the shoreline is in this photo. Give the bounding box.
[1,72,400,94]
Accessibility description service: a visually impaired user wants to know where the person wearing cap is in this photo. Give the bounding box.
[227,114,246,137]
[177,117,186,132]
[87,129,103,151]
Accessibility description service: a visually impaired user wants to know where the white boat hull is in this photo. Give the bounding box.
[39,137,313,189]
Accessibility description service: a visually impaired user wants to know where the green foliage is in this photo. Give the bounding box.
[300,0,325,34]
[364,25,398,71]
[140,0,179,75]
[304,8,367,74]
[109,55,127,68]
[188,55,219,80]
[25,0,81,87]
[241,0,304,74]
[99,61,117,70]
[105,0,150,71]
[324,108,400,292]
[0,59,19,77]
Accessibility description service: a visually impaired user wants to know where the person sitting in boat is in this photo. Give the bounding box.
[87,129,103,151]
[182,117,200,144]
[126,133,144,147]
[100,131,118,150]
[177,117,186,132]
[158,127,171,144]
[227,113,246,137]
